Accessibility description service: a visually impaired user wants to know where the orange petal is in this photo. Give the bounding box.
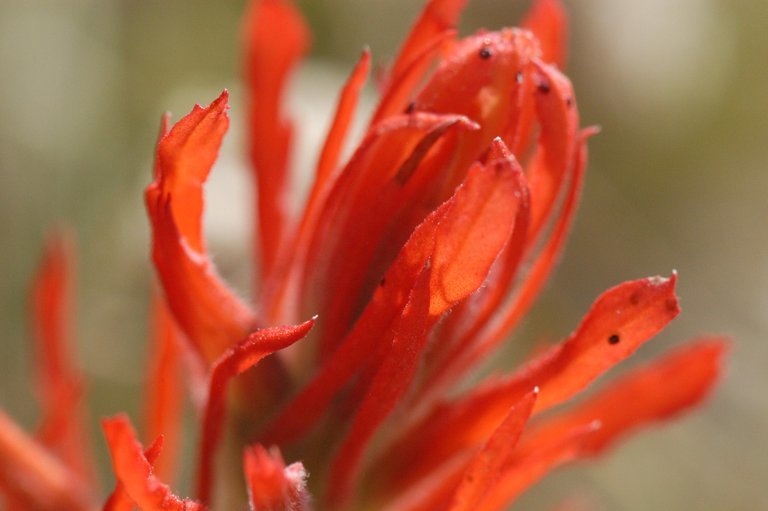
[103,436,164,511]
[31,232,95,484]
[476,422,599,511]
[447,389,538,511]
[142,289,185,483]
[522,0,568,67]
[102,415,204,511]
[380,273,678,492]
[306,112,478,359]
[263,48,371,323]
[522,338,728,457]
[382,0,467,100]
[243,445,310,511]
[481,338,727,511]
[0,410,94,511]
[243,0,309,282]
[461,127,596,372]
[196,320,314,504]
[145,91,258,363]
[326,267,433,507]
[262,156,523,446]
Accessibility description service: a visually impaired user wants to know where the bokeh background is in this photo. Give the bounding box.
[1,0,766,509]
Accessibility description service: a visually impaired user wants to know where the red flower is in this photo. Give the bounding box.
[0,0,726,510]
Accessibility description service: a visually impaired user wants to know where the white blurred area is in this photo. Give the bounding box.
[1,0,766,509]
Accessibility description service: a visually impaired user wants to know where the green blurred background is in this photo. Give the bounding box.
[1,0,766,509]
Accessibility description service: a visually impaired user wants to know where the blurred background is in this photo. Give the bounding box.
[1,0,766,509]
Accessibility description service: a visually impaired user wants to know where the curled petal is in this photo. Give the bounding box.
[145,91,258,363]
[196,320,315,504]
[102,415,204,511]
[243,445,310,511]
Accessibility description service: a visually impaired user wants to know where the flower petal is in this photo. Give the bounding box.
[243,445,310,511]
[142,289,185,483]
[522,0,568,67]
[145,91,258,363]
[102,415,204,511]
[305,112,478,359]
[380,273,679,491]
[243,0,309,282]
[383,0,467,99]
[31,232,95,484]
[327,267,433,507]
[196,320,314,504]
[522,338,728,457]
[0,410,94,511]
[263,48,371,323]
[447,389,538,511]
[103,436,164,511]
[262,156,524,446]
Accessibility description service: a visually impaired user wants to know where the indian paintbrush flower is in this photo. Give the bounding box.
[0,0,727,510]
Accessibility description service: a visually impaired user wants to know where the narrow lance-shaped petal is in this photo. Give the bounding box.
[102,415,204,511]
[196,320,315,504]
[142,289,185,484]
[480,338,727,511]
[378,273,679,493]
[31,233,95,484]
[145,91,257,363]
[243,0,309,284]
[103,436,164,511]
[0,410,94,511]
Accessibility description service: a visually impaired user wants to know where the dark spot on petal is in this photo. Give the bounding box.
[379,276,386,287]
[537,81,551,94]
[629,291,641,305]
[516,71,524,84]
[608,334,621,345]
[666,297,678,312]
[566,96,573,107]
[479,46,492,59]
[405,101,416,114]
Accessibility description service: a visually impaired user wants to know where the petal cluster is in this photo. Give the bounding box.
[0,0,727,510]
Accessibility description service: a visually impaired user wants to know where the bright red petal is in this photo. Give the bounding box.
[0,410,94,511]
[447,389,538,511]
[243,0,309,283]
[327,268,433,507]
[243,445,310,511]
[103,436,164,511]
[522,0,568,67]
[145,91,258,363]
[263,48,371,323]
[102,415,204,511]
[142,289,185,483]
[523,338,728,456]
[382,0,467,103]
[262,156,524,446]
[196,320,314,504]
[31,232,95,484]
[380,273,678,492]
